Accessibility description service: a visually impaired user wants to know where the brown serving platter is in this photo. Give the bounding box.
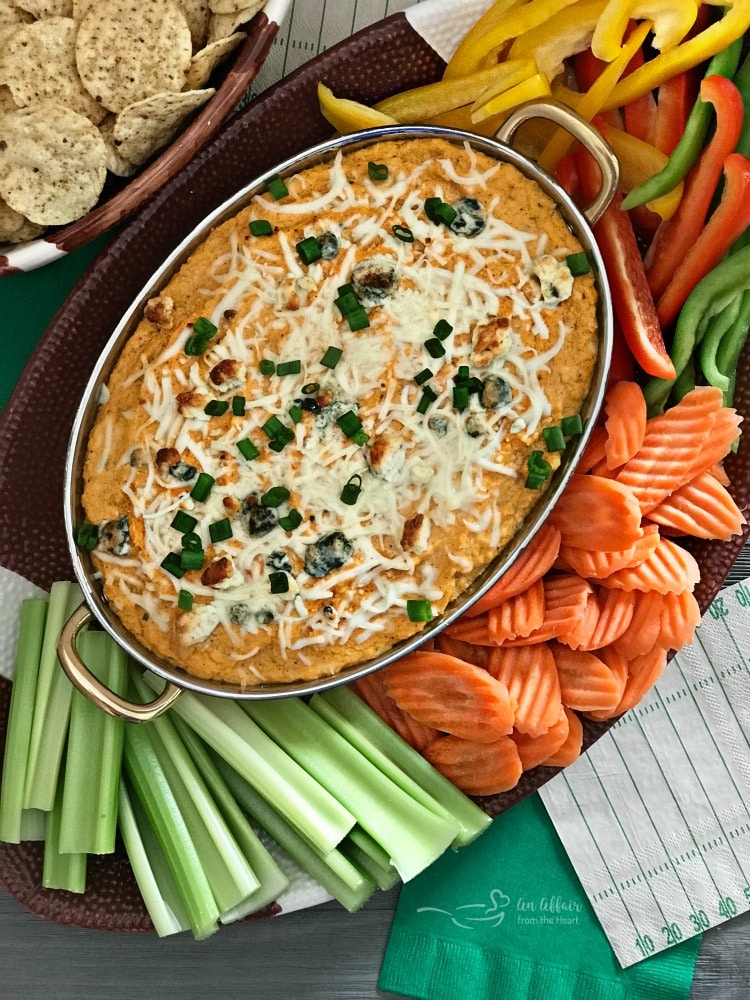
[0,11,747,932]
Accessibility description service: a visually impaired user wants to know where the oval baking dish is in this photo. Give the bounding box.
[60,101,619,720]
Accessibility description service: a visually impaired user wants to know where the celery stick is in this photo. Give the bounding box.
[0,598,47,842]
[43,776,86,893]
[141,673,354,856]
[243,699,460,882]
[172,717,289,921]
[341,832,400,891]
[212,753,376,913]
[59,631,127,854]
[314,687,491,847]
[123,719,219,940]
[24,583,82,812]
[19,809,47,841]
[118,780,189,938]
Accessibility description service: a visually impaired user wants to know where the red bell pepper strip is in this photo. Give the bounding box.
[554,150,580,199]
[621,46,658,146]
[577,145,675,380]
[607,318,637,385]
[645,74,745,301]
[653,71,693,156]
[656,152,750,328]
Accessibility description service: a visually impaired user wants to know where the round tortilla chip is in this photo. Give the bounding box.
[209,0,259,12]
[16,0,73,15]
[98,114,137,177]
[112,87,214,166]
[184,31,244,91]
[6,18,106,125]
[76,0,192,113]
[0,1,33,24]
[176,0,209,49]
[0,85,17,114]
[71,0,94,16]
[0,196,24,240]
[3,214,45,244]
[207,1,263,42]
[0,102,107,225]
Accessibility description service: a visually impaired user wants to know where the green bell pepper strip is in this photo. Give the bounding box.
[671,356,696,404]
[622,37,742,211]
[733,52,750,157]
[717,288,750,407]
[698,294,744,393]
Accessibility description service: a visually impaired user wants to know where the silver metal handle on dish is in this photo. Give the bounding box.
[495,99,620,226]
[57,603,182,722]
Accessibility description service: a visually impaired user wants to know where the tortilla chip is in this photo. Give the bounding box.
[4,216,46,243]
[76,0,192,113]
[16,0,73,15]
[207,1,263,42]
[71,0,94,16]
[98,114,137,177]
[0,85,16,114]
[0,196,24,240]
[184,31,244,91]
[209,0,260,12]
[112,87,214,166]
[6,18,107,125]
[0,102,107,225]
[176,0,209,49]
[0,1,33,24]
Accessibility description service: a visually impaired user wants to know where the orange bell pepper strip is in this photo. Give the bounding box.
[646,75,745,302]
[577,144,675,379]
[656,153,750,329]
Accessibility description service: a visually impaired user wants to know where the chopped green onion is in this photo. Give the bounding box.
[184,333,209,356]
[453,386,469,411]
[278,509,303,531]
[414,368,433,385]
[249,219,273,237]
[190,472,215,502]
[337,410,362,438]
[237,438,260,461]
[352,430,370,447]
[566,252,591,276]
[561,413,584,436]
[542,425,566,452]
[525,472,547,490]
[75,523,98,550]
[161,553,185,579]
[425,338,445,359]
[177,590,193,612]
[368,161,388,181]
[204,400,229,417]
[467,377,484,395]
[528,450,553,477]
[193,317,217,338]
[269,440,287,453]
[340,474,362,506]
[347,307,370,332]
[261,415,286,439]
[417,386,437,414]
[320,346,343,369]
[337,283,354,297]
[266,174,288,200]
[259,359,275,376]
[406,599,433,622]
[261,486,291,508]
[171,510,197,535]
[335,292,360,316]
[276,360,302,377]
[457,365,469,378]
[296,236,321,266]
[180,549,205,571]
[424,197,457,226]
[209,518,233,544]
[433,319,453,341]
[289,404,303,423]
[232,396,246,416]
[269,571,289,594]
[392,224,414,243]
[302,381,320,395]
[182,533,202,552]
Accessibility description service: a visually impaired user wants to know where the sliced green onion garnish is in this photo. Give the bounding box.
[204,400,229,417]
[296,236,321,266]
[266,174,288,200]
[352,430,370,447]
[566,252,591,276]
[542,425,566,452]
[261,486,291,508]
[424,198,456,226]
[338,283,354,297]
[209,518,233,544]
[425,338,445,359]
[337,410,362,438]
[171,511,197,535]
[525,472,547,490]
[561,414,584,436]
[347,307,370,332]
[180,549,205,571]
[340,474,362,506]
[457,365,469,378]
[190,472,215,503]
[75,523,99,550]
[237,438,260,461]
[177,590,193,612]
[467,377,483,395]
[528,451,552,478]
[232,396,246,416]
[414,368,433,385]
[289,404,303,423]
[406,599,433,622]
[193,317,217,338]
[181,533,202,552]
[160,553,185,579]
[453,386,469,411]
[335,291,360,316]
[302,381,320,395]
[433,319,453,341]
[417,386,437,414]
[392,224,414,243]
[367,162,388,181]
[320,346,343,369]
[269,572,289,594]
[259,359,276,376]
[269,440,287,453]
[184,333,209,356]
[278,509,303,531]
[249,219,273,237]
[261,415,286,439]
[276,360,302,377]
[437,202,457,225]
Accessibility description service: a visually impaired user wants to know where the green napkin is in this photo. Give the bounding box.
[379,794,700,1000]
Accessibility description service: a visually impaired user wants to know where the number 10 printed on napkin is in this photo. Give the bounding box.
[540,576,750,968]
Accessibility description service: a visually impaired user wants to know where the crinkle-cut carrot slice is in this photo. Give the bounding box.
[543,707,583,767]
[511,706,570,770]
[604,380,648,470]
[548,473,643,551]
[613,645,668,715]
[587,589,637,649]
[352,672,438,752]
[496,574,593,647]
[465,524,561,617]
[551,643,622,713]
[584,646,629,719]
[589,456,617,479]
[423,734,523,796]
[611,590,664,658]
[596,536,700,594]
[559,525,660,579]
[558,588,600,651]
[486,644,562,737]
[382,651,516,743]
[684,406,742,482]
[487,579,545,643]
[577,425,608,474]
[436,634,492,669]
[649,472,746,541]
[614,386,726,513]
[656,589,701,652]
[443,613,494,645]
[707,462,730,487]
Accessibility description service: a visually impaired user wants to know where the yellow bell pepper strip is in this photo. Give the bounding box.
[603,125,683,219]
[574,39,654,140]
[537,19,651,174]
[592,0,698,62]
[602,0,750,111]
[507,0,608,82]
[471,73,552,124]
[444,0,525,79]
[317,83,397,134]
[375,61,537,124]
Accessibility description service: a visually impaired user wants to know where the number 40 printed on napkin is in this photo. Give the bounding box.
[540,576,750,968]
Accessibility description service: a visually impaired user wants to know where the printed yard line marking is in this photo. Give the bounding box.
[316,0,328,53]
[715,612,750,736]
